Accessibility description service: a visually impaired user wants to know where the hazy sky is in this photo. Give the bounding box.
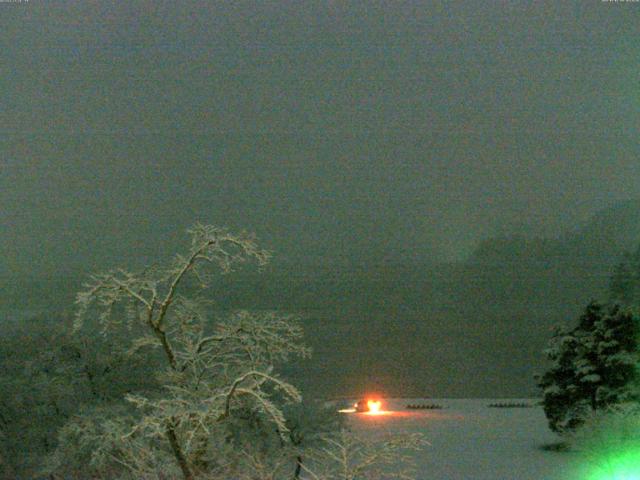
[2,1,639,277]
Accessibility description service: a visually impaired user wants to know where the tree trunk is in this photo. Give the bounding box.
[155,328,178,370]
[293,455,303,480]
[166,422,194,480]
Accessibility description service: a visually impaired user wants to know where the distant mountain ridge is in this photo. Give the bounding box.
[470,199,640,267]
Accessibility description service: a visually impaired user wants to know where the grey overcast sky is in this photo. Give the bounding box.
[1,1,639,277]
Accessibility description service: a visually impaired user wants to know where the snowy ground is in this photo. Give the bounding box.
[343,398,580,480]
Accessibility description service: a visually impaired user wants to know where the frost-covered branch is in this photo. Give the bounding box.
[62,224,308,480]
[307,429,429,480]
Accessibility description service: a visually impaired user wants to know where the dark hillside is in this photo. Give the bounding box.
[3,200,639,398]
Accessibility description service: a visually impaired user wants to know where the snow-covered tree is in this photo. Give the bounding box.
[0,311,153,478]
[593,305,640,405]
[45,224,310,480]
[37,224,429,479]
[283,400,345,479]
[538,323,586,433]
[303,428,428,480]
[538,302,640,433]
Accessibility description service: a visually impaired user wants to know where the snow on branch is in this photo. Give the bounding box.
[305,429,429,480]
[63,224,310,480]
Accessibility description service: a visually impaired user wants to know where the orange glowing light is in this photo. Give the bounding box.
[367,399,382,414]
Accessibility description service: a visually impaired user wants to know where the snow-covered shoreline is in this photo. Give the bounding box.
[344,398,578,480]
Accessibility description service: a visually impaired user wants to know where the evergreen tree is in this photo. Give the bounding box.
[591,305,640,406]
[538,302,640,433]
[538,303,599,433]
